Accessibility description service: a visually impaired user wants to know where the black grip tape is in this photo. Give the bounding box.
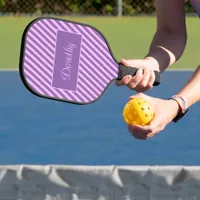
[117,63,160,86]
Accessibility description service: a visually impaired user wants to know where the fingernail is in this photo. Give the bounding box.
[128,75,132,79]
[129,96,134,100]
[138,69,143,74]
[120,58,126,63]
[125,75,131,84]
[147,134,154,138]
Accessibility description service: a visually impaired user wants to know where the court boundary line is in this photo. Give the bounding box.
[166,68,194,71]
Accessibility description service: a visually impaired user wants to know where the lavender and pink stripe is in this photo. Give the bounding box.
[22,18,118,104]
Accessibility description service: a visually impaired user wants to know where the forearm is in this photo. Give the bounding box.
[145,30,187,72]
[176,65,200,108]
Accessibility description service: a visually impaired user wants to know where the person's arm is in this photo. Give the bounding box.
[127,64,200,140]
[176,65,200,107]
[116,0,187,91]
[145,0,187,72]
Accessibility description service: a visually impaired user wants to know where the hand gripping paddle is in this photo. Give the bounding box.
[19,17,160,105]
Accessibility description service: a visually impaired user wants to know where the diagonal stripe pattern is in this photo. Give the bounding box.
[22,18,118,104]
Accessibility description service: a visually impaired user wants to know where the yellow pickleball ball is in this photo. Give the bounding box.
[123,97,155,126]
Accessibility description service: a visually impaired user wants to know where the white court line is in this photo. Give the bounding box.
[166,68,194,71]
[0,68,18,71]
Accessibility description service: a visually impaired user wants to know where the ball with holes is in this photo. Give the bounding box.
[123,97,155,126]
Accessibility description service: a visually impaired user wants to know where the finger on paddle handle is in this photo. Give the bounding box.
[117,63,161,86]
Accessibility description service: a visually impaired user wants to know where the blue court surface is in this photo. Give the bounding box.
[0,70,199,165]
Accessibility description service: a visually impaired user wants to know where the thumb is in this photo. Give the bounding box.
[129,93,157,109]
[120,59,144,68]
[129,93,146,100]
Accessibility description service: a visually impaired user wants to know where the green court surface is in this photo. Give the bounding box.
[0,16,199,69]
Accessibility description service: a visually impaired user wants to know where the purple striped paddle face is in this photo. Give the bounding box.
[20,17,119,104]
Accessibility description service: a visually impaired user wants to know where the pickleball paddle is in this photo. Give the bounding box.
[19,17,160,105]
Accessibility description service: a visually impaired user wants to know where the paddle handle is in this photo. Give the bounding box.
[117,63,160,86]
